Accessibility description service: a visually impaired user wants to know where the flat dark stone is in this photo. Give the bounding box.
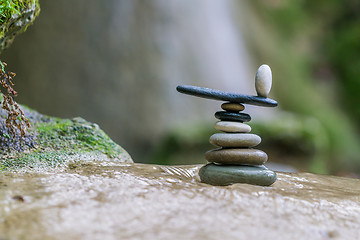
[176,85,278,107]
[215,111,251,122]
[199,163,277,186]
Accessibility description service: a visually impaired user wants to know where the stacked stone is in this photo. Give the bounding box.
[177,64,278,187]
[207,103,266,165]
[201,101,276,186]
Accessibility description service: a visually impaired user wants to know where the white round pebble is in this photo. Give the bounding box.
[215,121,251,133]
[255,64,272,98]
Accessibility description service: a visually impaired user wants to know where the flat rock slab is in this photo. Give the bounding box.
[1,162,360,240]
[176,85,278,107]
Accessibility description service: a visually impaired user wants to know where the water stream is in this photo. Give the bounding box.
[0,162,359,239]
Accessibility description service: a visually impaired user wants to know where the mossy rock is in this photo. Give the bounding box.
[0,0,40,53]
[0,104,133,170]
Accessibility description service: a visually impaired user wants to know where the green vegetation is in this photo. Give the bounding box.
[232,0,360,174]
[0,0,40,53]
[0,0,40,137]
[149,116,329,172]
[250,115,330,173]
[0,0,21,21]
[0,113,128,170]
[0,1,130,170]
[148,1,360,175]
[0,0,39,22]
[252,1,360,125]
[0,62,30,137]
[35,117,124,158]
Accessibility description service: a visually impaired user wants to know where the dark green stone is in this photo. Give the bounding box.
[199,163,277,186]
[215,111,251,122]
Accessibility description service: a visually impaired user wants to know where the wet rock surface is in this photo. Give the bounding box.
[0,105,132,170]
[0,105,45,153]
[0,162,359,240]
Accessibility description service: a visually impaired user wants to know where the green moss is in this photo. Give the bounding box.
[0,0,20,21]
[34,117,124,158]
[0,113,129,170]
[0,0,38,22]
[0,0,40,52]
[2,150,66,169]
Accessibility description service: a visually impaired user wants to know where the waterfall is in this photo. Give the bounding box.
[3,0,269,161]
[151,0,257,123]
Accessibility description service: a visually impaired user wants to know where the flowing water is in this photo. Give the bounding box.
[1,162,359,239]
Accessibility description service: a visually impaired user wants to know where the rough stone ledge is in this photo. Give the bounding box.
[0,163,359,240]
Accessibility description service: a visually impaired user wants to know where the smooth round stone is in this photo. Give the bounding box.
[214,121,251,133]
[199,163,277,186]
[215,111,251,122]
[209,133,261,148]
[176,85,278,107]
[221,102,245,112]
[205,148,268,165]
[255,64,272,98]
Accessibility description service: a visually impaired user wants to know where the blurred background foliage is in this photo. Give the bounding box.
[244,0,360,174]
[1,0,360,176]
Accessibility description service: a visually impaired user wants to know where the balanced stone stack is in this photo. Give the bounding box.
[177,64,278,186]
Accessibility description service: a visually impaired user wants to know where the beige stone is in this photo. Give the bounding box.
[215,121,251,133]
[205,148,267,165]
[221,102,245,112]
[209,133,261,147]
[255,64,272,97]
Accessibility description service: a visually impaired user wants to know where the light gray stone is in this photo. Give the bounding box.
[209,133,261,148]
[205,148,267,165]
[255,64,272,98]
[214,121,251,133]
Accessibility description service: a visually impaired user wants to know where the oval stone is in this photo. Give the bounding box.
[214,121,251,133]
[205,148,268,165]
[199,163,277,186]
[221,102,245,112]
[209,133,261,148]
[255,64,272,98]
[215,111,251,122]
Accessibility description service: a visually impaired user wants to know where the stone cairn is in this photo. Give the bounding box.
[177,64,278,186]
